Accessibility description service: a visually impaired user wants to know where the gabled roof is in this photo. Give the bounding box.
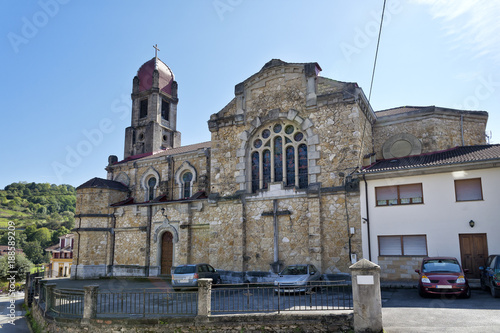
[361,145,500,173]
[76,177,129,192]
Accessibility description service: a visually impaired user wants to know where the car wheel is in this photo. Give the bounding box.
[418,285,426,298]
[491,281,500,298]
[462,287,471,299]
[480,277,487,291]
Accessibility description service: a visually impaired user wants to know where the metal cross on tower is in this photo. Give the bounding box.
[153,44,160,58]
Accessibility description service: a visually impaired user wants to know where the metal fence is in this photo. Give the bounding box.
[35,280,352,319]
[50,288,84,317]
[96,290,198,317]
[211,281,352,314]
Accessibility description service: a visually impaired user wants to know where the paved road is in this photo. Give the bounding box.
[0,292,31,333]
[382,288,500,333]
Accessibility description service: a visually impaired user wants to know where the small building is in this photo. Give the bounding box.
[0,245,24,256]
[45,234,74,277]
[360,136,500,280]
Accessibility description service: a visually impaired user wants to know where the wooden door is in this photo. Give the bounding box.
[161,232,173,275]
[459,233,488,278]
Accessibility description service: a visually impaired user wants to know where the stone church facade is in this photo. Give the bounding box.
[71,56,488,281]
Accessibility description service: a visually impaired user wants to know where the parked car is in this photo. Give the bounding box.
[171,263,221,290]
[479,254,500,298]
[274,264,321,293]
[415,257,470,298]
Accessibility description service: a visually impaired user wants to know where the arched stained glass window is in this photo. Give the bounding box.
[274,137,283,182]
[263,150,271,189]
[298,144,308,188]
[286,146,295,186]
[250,122,308,192]
[148,177,157,201]
[251,151,260,193]
[182,172,193,198]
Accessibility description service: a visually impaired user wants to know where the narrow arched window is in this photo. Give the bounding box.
[182,172,193,198]
[148,177,157,201]
[251,151,260,193]
[249,122,308,192]
[298,144,308,188]
[274,137,283,182]
[263,149,271,189]
[286,146,295,186]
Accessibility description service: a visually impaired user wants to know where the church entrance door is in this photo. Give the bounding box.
[161,232,174,275]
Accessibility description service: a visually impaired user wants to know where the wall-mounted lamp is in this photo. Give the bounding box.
[469,220,475,228]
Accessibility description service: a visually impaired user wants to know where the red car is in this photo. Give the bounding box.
[415,257,471,298]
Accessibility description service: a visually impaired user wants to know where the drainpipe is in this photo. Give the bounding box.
[109,213,116,277]
[363,174,372,261]
[145,205,153,277]
[74,216,82,279]
[344,179,352,264]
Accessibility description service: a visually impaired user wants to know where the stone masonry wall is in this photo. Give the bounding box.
[378,256,423,280]
[373,113,487,160]
[32,303,353,333]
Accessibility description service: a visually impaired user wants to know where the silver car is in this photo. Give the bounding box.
[274,264,321,293]
[171,263,221,290]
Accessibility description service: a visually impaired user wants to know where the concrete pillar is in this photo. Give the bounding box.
[81,285,99,325]
[350,259,383,333]
[197,279,212,317]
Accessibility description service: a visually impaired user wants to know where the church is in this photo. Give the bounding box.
[71,54,490,281]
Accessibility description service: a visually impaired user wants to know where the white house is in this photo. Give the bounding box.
[359,144,500,280]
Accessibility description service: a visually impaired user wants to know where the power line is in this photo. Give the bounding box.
[368,0,387,103]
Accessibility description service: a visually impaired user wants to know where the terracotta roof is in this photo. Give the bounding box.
[0,246,23,256]
[77,177,129,192]
[362,145,500,173]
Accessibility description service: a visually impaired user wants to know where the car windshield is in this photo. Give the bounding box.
[174,266,196,274]
[280,266,307,275]
[422,259,461,273]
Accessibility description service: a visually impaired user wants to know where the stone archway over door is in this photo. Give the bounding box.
[161,232,174,275]
[459,233,488,278]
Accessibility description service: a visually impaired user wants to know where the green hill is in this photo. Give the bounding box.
[0,182,76,267]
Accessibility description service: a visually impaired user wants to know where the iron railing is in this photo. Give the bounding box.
[34,281,352,319]
[50,288,84,317]
[211,281,352,314]
[96,289,198,317]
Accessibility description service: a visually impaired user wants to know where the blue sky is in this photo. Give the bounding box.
[1,0,499,189]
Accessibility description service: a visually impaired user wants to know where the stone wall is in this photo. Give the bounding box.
[373,109,488,160]
[31,304,353,333]
[378,256,422,280]
[146,187,361,277]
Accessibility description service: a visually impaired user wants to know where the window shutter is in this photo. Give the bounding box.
[379,236,402,255]
[403,236,427,255]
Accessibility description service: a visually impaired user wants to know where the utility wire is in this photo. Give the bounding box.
[368,0,387,103]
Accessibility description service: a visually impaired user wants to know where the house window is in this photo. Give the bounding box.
[379,235,427,256]
[375,183,423,206]
[182,172,193,198]
[148,177,157,201]
[139,99,148,119]
[455,178,483,201]
[161,98,170,121]
[250,122,308,192]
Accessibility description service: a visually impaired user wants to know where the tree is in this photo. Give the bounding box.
[23,240,45,265]
[32,227,52,248]
[51,226,71,244]
[0,253,33,282]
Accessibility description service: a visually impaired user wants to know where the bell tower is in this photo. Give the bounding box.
[124,45,181,159]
